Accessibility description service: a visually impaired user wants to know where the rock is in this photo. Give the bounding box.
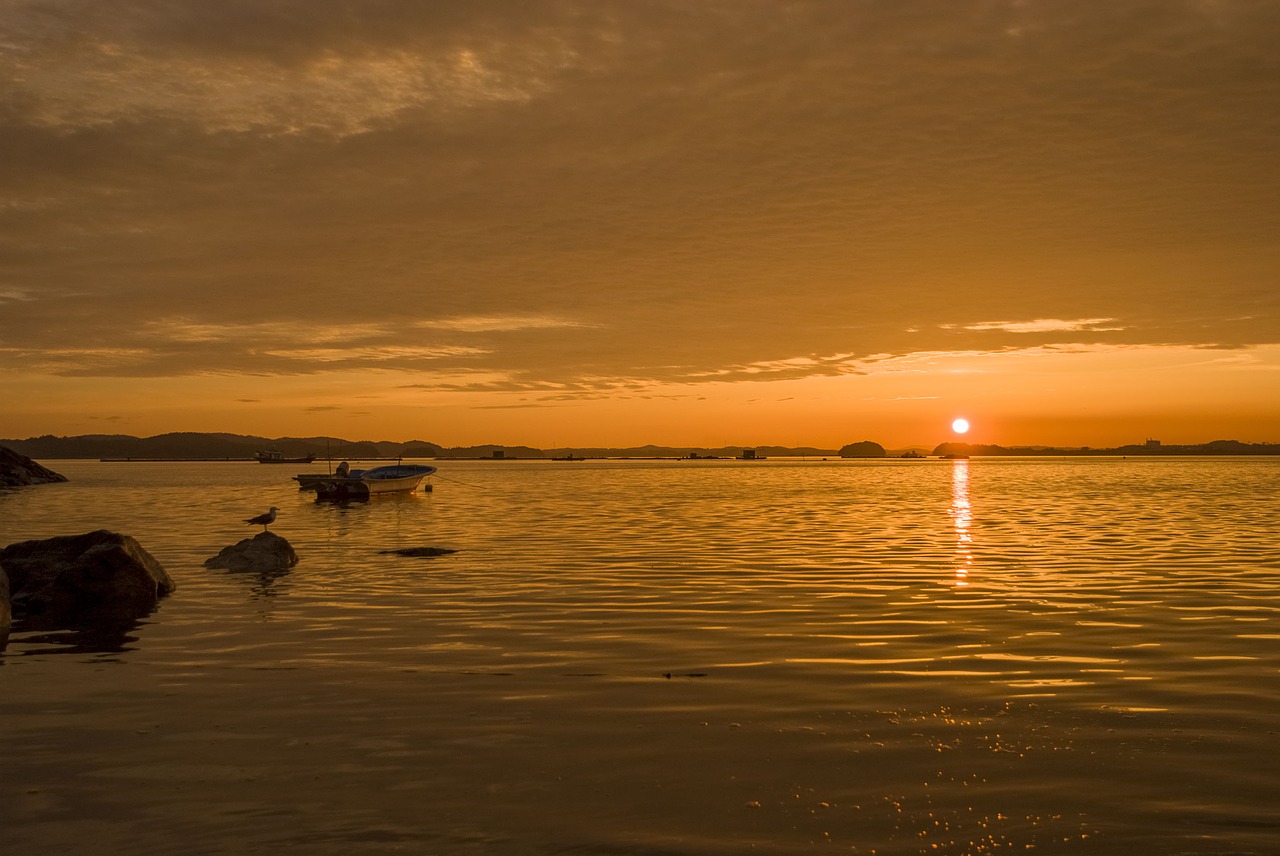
[0,530,175,630]
[1,564,11,647]
[378,547,457,558]
[204,531,298,573]
[0,445,68,487]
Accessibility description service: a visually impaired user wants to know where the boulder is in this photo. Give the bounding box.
[1,564,11,647]
[0,445,68,487]
[204,531,298,573]
[0,530,175,630]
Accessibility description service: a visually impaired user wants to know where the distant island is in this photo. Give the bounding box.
[2,433,1278,461]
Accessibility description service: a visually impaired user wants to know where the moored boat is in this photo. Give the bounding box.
[313,464,437,499]
[294,470,365,490]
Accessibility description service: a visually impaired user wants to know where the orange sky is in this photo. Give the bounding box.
[2,1,1278,448]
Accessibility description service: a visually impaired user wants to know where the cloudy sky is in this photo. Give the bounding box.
[2,0,1277,448]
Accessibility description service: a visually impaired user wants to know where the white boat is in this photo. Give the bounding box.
[312,464,436,499]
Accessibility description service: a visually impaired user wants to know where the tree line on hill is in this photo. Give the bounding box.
[0,433,839,460]
[3,433,464,460]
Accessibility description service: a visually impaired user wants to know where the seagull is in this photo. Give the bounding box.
[245,506,278,531]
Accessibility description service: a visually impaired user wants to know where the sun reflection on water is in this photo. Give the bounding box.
[950,459,972,587]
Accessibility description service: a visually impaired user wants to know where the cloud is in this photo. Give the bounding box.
[397,373,657,397]
[151,319,394,344]
[952,318,1126,334]
[428,315,592,333]
[0,347,153,375]
[1,3,584,136]
[469,402,578,410]
[0,289,35,304]
[263,345,488,363]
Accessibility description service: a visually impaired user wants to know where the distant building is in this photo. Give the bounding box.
[740,449,758,460]
[1145,439,1161,448]
[492,449,505,459]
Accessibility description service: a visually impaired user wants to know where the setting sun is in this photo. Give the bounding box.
[952,418,971,435]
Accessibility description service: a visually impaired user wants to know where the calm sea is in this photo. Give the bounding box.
[2,457,1280,855]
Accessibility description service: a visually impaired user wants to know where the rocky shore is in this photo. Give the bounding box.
[0,445,67,487]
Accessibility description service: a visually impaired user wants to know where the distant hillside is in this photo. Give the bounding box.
[4,433,1275,461]
[2,433,446,461]
[0,434,835,461]
[932,440,1280,456]
[544,445,838,459]
[0,433,849,460]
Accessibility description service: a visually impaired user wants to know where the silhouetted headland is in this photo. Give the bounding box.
[0,444,68,485]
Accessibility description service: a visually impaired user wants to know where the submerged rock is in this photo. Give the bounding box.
[0,530,175,630]
[204,531,298,573]
[0,445,68,487]
[378,547,457,558]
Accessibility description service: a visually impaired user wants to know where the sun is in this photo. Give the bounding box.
[952,418,970,435]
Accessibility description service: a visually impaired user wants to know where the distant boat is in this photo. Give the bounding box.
[313,464,437,500]
[255,448,316,464]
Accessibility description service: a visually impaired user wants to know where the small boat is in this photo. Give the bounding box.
[256,448,316,464]
[313,464,437,499]
[294,469,365,490]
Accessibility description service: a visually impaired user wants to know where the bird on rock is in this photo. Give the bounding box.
[245,506,278,531]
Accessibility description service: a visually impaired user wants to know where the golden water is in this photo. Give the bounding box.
[2,457,1279,853]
